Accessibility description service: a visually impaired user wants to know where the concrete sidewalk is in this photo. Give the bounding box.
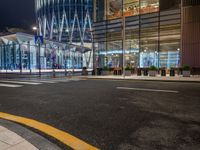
[0,126,38,150]
[0,119,62,150]
[80,75,200,82]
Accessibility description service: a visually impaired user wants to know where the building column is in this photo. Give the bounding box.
[181,1,200,68]
[19,44,22,74]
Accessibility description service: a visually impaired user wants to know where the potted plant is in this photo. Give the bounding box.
[170,67,175,77]
[160,67,166,76]
[143,68,148,76]
[137,68,142,76]
[125,66,132,76]
[149,65,157,77]
[82,67,88,76]
[182,65,191,77]
[102,66,110,75]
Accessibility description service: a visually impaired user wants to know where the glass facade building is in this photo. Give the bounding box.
[35,0,93,43]
[0,0,94,73]
[1,0,200,74]
[0,33,89,73]
[93,0,181,69]
[35,0,94,68]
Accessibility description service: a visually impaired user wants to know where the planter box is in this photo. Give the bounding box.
[125,70,132,76]
[137,69,142,76]
[96,68,102,75]
[161,69,166,76]
[82,69,88,76]
[170,70,175,76]
[149,70,157,77]
[182,71,191,77]
[143,70,148,76]
[102,70,110,75]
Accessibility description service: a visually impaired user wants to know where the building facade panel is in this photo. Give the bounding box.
[35,0,94,68]
[93,0,181,69]
[182,3,200,67]
[35,0,93,44]
[0,33,85,71]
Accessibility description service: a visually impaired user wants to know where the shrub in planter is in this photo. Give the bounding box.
[96,68,102,75]
[102,66,110,75]
[137,68,142,76]
[160,68,166,76]
[149,66,157,77]
[82,67,88,75]
[182,65,191,77]
[170,68,175,76]
[125,66,132,76]
[143,69,148,76]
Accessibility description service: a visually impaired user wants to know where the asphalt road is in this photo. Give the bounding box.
[0,79,200,150]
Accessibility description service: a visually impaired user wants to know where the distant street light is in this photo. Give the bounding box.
[32,26,41,77]
[32,26,38,35]
[32,26,38,31]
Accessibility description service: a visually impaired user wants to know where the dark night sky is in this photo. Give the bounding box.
[0,0,35,31]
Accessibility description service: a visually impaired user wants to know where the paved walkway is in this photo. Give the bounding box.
[0,126,38,150]
[80,75,200,82]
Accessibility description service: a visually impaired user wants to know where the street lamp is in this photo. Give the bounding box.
[32,26,41,77]
[122,0,126,79]
[32,26,38,35]
[32,26,37,31]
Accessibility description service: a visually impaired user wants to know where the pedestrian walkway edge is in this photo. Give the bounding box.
[79,76,200,83]
[0,112,99,150]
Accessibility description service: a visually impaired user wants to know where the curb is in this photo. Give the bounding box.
[0,119,62,150]
[79,76,200,83]
[0,113,99,150]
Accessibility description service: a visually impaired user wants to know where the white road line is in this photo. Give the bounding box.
[52,80,71,82]
[116,87,179,93]
[69,79,81,82]
[0,83,23,88]
[20,80,56,84]
[0,81,42,85]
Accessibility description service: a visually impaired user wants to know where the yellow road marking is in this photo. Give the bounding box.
[0,112,100,150]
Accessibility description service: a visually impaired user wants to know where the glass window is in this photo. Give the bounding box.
[106,0,140,19]
[140,26,159,68]
[159,24,181,68]
[140,0,159,14]
[45,44,53,69]
[160,0,181,11]
[21,43,30,70]
[124,0,139,17]
[125,39,139,68]
[107,41,123,68]
[125,28,140,68]
[95,0,160,21]
[107,0,122,20]
[94,42,107,68]
[30,43,38,69]
[95,0,105,22]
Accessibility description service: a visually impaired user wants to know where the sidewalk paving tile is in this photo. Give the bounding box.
[0,126,6,132]
[0,130,24,145]
[6,141,38,150]
[0,141,10,150]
